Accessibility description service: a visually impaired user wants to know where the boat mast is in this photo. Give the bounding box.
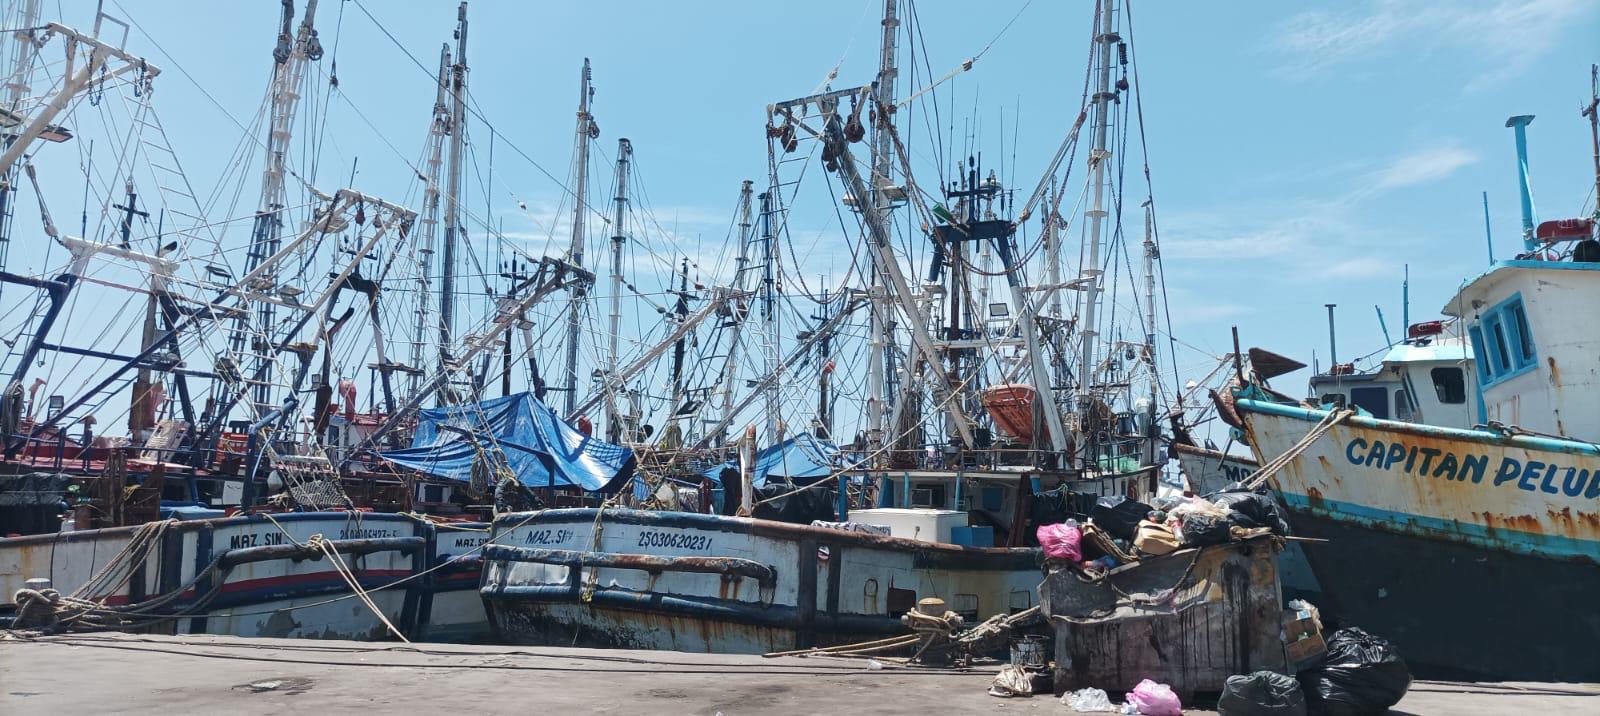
[562,59,594,415]
[411,43,451,396]
[0,0,41,293]
[1141,201,1158,466]
[1075,0,1116,461]
[715,180,755,446]
[438,1,468,396]
[605,138,631,442]
[759,190,779,443]
[1586,64,1599,215]
[234,0,321,417]
[865,0,899,458]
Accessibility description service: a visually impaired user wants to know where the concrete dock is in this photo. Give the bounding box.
[2,632,1596,714]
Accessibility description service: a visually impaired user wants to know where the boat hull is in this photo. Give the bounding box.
[482,508,1042,653]
[1237,398,1600,681]
[0,513,488,642]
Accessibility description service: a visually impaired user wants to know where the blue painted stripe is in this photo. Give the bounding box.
[1280,492,1598,563]
[1236,398,1600,458]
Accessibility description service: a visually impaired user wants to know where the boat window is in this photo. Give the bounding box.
[1509,301,1535,363]
[1319,393,1345,409]
[1394,389,1412,421]
[1431,367,1466,404]
[1349,387,1389,419]
[1471,293,1537,388]
[911,483,946,508]
[981,486,1005,512]
[887,587,917,617]
[1487,314,1512,372]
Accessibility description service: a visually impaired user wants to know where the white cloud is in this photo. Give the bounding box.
[1270,0,1593,89]
[1324,256,1394,279]
[1372,146,1479,189]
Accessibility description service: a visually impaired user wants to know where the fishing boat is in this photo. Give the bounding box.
[479,0,1190,654]
[0,1,509,641]
[1229,97,1600,681]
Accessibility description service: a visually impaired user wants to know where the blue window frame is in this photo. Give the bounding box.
[1468,293,1536,388]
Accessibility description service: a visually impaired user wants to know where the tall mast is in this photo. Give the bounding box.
[1075,0,1116,458]
[715,180,755,446]
[1586,64,1599,215]
[411,43,451,396]
[865,0,899,456]
[1141,201,1158,465]
[234,0,321,416]
[605,138,631,441]
[438,1,468,392]
[562,59,594,415]
[0,0,41,289]
[759,190,779,443]
[1045,178,1062,318]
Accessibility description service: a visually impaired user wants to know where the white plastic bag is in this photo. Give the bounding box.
[1062,687,1116,712]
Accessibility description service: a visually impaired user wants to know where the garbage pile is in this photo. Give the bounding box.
[1036,484,1291,572]
[1059,679,1182,714]
[1217,603,1412,716]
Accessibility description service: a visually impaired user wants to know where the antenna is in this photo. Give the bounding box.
[1481,191,1494,265]
[1402,263,1409,333]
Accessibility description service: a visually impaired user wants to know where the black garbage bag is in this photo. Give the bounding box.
[1089,496,1153,541]
[1208,487,1291,535]
[1218,671,1307,716]
[1297,627,1411,716]
[1181,511,1232,545]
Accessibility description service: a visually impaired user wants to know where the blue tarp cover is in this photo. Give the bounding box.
[702,432,839,487]
[379,392,635,492]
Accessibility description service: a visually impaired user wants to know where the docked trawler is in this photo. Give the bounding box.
[481,0,1178,653]
[1230,106,1600,681]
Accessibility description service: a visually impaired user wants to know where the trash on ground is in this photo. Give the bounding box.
[1062,687,1116,712]
[1296,627,1411,716]
[1218,671,1306,716]
[1125,678,1182,716]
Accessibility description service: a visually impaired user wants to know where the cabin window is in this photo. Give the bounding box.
[1349,387,1389,419]
[953,594,980,621]
[981,486,1005,512]
[1470,293,1537,387]
[911,483,946,508]
[1319,393,1345,409]
[1394,389,1412,422]
[1431,367,1466,404]
[887,587,917,617]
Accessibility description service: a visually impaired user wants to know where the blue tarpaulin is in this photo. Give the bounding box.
[379,392,635,492]
[702,432,839,487]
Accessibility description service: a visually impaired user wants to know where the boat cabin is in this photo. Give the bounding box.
[1308,321,1475,429]
[1444,252,1600,438]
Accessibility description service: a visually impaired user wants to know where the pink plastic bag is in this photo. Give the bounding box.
[1126,678,1181,716]
[1036,522,1082,561]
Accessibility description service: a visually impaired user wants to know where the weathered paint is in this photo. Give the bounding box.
[482,508,1043,654]
[1238,398,1600,561]
[1171,442,1258,494]
[1236,397,1600,681]
[0,513,489,641]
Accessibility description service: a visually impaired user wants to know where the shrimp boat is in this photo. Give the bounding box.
[481,0,1185,654]
[1229,102,1600,681]
[0,1,513,641]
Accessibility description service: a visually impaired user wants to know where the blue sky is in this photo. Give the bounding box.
[7,0,1599,437]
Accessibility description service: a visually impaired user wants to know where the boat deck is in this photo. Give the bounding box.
[2,632,1594,714]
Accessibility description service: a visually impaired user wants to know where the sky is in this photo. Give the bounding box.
[4,0,1598,442]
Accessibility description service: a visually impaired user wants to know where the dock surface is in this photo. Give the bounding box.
[3,632,1596,714]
